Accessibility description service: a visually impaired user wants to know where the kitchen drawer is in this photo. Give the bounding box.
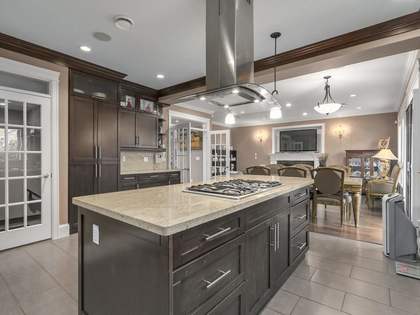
[168,172,181,184]
[291,186,310,206]
[173,236,245,315]
[173,213,244,269]
[245,195,289,230]
[290,199,310,236]
[193,282,246,315]
[290,227,309,264]
[119,175,138,190]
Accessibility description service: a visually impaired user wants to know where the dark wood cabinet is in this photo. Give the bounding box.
[97,102,119,161]
[270,213,290,286]
[119,171,181,191]
[136,113,158,148]
[245,218,272,314]
[118,110,136,147]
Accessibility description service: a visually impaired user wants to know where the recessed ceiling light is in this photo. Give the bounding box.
[232,88,240,94]
[93,32,112,42]
[350,94,357,98]
[240,111,245,114]
[285,103,292,108]
[80,45,91,52]
[199,96,206,101]
[302,112,308,116]
[114,15,135,31]
[224,104,229,109]
[254,99,260,103]
[156,74,165,79]
[357,106,362,110]
[175,120,179,123]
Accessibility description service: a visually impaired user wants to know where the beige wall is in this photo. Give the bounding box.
[231,112,398,170]
[0,48,69,225]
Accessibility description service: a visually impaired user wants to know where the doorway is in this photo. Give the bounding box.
[0,87,51,250]
[169,110,210,183]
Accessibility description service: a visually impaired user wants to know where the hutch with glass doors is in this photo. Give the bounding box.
[345,149,380,193]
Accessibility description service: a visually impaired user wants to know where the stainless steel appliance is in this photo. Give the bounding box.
[184,179,282,200]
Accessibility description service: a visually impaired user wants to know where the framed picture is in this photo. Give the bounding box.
[124,95,136,110]
[140,99,155,113]
[377,137,390,149]
[191,131,203,150]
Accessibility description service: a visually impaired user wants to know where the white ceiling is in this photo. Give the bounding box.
[177,52,413,126]
[0,0,418,89]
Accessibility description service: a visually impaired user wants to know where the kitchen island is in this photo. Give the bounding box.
[73,175,312,315]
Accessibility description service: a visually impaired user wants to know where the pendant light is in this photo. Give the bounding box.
[314,76,342,115]
[225,111,236,125]
[269,32,282,120]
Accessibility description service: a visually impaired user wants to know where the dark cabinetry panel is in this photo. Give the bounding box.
[118,110,136,147]
[136,114,158,148]
[97,164,118,194]
[245,219,271,314]
[119,171,181,191]
[97,102,118,161]
[69,96,95,162]
[270,214,290,285]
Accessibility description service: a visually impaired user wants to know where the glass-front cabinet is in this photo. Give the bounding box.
[346,149,380,179]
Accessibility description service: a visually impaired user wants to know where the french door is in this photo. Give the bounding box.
[170,122,192,183]
[0,88,51,250]
[210,130,230,177]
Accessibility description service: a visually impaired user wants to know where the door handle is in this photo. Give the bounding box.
[95,164,98,178]
[43,174,50,179]
[99,164,102,178]
[297,242,307,251]
[99,146,102,159]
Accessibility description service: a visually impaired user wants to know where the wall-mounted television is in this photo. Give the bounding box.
[279,129,318,152]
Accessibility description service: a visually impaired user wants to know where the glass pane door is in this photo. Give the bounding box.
[0,88,51,250]
[170,123,191,183]
[210,130,230,177]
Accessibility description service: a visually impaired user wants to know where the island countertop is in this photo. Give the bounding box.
[73,175,313,236]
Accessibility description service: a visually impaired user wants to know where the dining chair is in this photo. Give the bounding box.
[278,166,308,178]
[292,164,313,177]
[311,167,352,226]
[245,166,271,175]
[366,163,401,208]
[265,164,285,175]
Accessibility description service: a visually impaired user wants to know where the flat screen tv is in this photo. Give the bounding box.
[279,129,317,152]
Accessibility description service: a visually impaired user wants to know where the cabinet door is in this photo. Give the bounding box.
[136,114,158,148]
[245,219,272,314]
[68,164,96,232]
[69,96,95,162]
[119,110,136,147]
[97,163,118,194]
[270,214,290,285]
[97,102,118,161]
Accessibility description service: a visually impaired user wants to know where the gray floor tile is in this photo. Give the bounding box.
[260,308,282,315]
[351,266,420,298]
[53,235,78,259]
[342,294,412,315]
[311,269,390,305]
[281,276,345,310]
[304,253,353,277]
[17,287,77,315]
[266,290,299,315]
[0,276,24,315]
[390,290,420,315]
[292,263,317,280]
[292,298,347,315]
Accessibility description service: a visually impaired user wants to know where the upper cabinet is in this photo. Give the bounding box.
[118,84,166,151]
[71,71,117,103]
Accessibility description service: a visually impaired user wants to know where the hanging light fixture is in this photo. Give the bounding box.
[314,75,342,115]
[225,111,236,125]
[269,32,282,120]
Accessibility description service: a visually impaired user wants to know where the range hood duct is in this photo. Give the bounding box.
[175,0,279,109]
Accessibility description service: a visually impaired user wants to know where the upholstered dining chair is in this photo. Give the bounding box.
[311,167,353,226]
[366,163,401,208]
[328,165,351,176]
[265,164,285,175]
[292,164,314,177]
[278,166,308,178]
[245,166,271,175]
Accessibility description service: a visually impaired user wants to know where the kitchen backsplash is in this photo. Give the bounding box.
[120,151,167,173]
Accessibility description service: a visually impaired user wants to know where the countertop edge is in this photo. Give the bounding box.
[73,180,312,236]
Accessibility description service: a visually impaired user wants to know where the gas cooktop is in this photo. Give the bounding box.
[184,179,282,200]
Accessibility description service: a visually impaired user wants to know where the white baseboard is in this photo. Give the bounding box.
[56,224,70,239]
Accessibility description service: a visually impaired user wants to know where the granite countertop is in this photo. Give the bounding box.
[120,169,180,175]
[73,175,313,236]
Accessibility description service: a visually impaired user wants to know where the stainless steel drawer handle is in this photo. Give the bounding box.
[203,227,232,241]
[180,245,200,256]
[297,242,307,251]
[295,192,307,199]
[123,177,136,180]
[203,269,231,289]
[296,214,307,220]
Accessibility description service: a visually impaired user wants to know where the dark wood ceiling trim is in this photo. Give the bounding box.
[0,32,127,80]
[158,12,420,98]
[119,79,159,98]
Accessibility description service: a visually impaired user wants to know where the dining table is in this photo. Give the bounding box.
[344,176,364,227]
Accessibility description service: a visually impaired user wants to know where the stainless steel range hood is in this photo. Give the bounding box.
[175,0,278,108]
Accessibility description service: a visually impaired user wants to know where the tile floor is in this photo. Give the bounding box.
[1,233,420,315]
